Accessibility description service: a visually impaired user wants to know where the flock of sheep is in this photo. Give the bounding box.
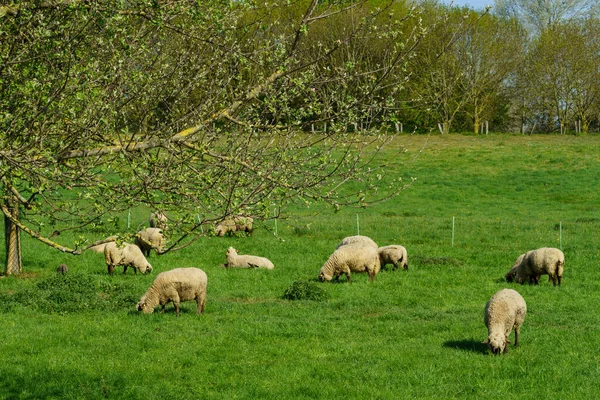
[79,211,565,356]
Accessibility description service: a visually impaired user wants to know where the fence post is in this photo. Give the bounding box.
[356,214,360,236]
[559,221,562,250]
[452,216,455,247]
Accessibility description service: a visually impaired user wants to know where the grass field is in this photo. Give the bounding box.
[1,134,599,399]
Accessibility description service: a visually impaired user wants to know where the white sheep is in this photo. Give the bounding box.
[336,235,378,249]
[135,227,165,257]
[149,211,168,231]
[319,244,381,283]
[104,242,152,275]
[483,288,527,355]
[513,247,565,286]
[378,245,409,271]
[224,247,274,269]
[136,267,207,317]
[215,215,254,237]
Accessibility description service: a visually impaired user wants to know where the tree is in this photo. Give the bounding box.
[0,0,423,274]
[493,0,600,34]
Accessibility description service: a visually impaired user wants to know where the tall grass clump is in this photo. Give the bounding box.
[282,279,328,301]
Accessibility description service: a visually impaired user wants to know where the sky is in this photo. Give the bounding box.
[442,0,492,10]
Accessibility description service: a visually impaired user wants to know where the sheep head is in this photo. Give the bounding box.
[483,333,508,355]
[136,296,154,314]
[318,269,332,282]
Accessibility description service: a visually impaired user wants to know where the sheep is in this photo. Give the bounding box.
[57,264,68,275]
[215,215,254,237]
[336,235,378,250]
[136,268,207,317]
[483,288,527,355]
[378,245,409,271]
[149,211,168,231]
[513,247,565,286]
[104,242,152,275]
[135,227,165,257]
[319,244,381,283]
[224,247,274,269]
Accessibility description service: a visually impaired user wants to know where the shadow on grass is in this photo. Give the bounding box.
[443,338,488,355]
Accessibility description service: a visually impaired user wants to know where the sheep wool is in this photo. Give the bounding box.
[336,235,378,250]
[378,245,409,271]
[483,289,527,355]
[104,242,152,275]
[137,268,207,317]
[224,247,274,269]
[135,227,165,257]
[319,244,381,283]
[514,247,565,286]
[57,264,68,275]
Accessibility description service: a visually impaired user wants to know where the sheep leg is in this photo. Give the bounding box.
[557,275,562,286]
[174,302,180,317]
[345,272,352,283]
[514,327,520,348]
[368,270,375,282]
[123,266,128,275]
[107,265,114,275]
[197,293,206,314]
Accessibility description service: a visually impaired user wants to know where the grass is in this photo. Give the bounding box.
[1,133,600,399]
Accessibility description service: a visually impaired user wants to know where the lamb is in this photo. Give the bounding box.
[513,247,565,286]
[135,227,165,257]
[57,264,68,275]
[336,235,378,249]
[224,247,274,269]
[104,242,152,275]
[215,215,254,237]
[319,244,381,283]
[378,245,409,271]
[136,267,207,317]
[149,211,168,231]
[483,288,527,355]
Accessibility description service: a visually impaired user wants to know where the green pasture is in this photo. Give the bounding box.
[1,134,599,399]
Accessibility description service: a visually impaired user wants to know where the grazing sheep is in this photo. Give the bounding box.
[215,215,254,237]
[149,211,168,231]
[136,268,207,317]
[104,242,152,275]
[483,289,527,355]
[336,235,378,250]
[378,245,408,271]
[57,264,68,275]
[135,227,165,257]
[319,244,381,283]
[513,247,565,286]
[224,247,274,269]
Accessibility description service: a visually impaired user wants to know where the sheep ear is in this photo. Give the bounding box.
[482,339,489,344]
[506,339,511,344]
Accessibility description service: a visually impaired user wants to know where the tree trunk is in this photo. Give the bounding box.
[4,196,22,275]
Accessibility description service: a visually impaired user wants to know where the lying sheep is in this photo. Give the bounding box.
[104,242,152,275]
[319,244,381,283]
[149,211,168,231]
[224,247,274,269]
[378,245,408,271]
[136,267,207,317]
[336,235,378,249]
[483,288,527,355]
[215,215,254,237]
[135,227,165,257]
[513,247,565,286]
